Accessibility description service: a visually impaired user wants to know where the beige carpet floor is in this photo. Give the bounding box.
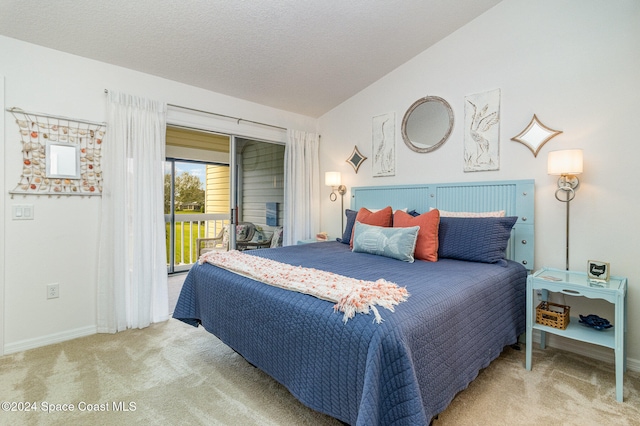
[1,319,639,426]
[168,272,188,314]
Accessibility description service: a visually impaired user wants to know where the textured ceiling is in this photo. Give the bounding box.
[0,0,501,117]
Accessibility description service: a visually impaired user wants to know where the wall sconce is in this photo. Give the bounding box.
[547,149,583,270]
[325,171,347,231]
[325,171,346,202]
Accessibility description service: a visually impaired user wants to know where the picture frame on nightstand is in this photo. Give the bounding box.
[587,260,610,283]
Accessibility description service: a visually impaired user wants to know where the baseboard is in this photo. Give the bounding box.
[3,325,97,355]
[525,330,640,373]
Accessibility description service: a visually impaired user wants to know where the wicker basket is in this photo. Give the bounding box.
[536,301,570,330]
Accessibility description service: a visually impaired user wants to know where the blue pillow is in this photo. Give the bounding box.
[352,222,419,262]
[437,216,518,266]
[336,209,358,244]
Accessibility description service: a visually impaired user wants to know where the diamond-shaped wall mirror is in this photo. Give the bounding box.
[511,114,562,157]
[346,145,367,173]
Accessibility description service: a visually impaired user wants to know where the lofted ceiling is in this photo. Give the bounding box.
[0,0,501,118]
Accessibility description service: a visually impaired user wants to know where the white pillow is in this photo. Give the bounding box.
[431,208,505,218]
[368,207,408,213]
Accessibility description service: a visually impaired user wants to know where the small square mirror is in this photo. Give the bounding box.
[46,142,80,179]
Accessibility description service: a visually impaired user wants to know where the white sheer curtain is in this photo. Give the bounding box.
[97,91,168,333]
[283,129,320,246]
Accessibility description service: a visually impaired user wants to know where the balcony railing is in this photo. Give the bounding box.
[165,213,229,272]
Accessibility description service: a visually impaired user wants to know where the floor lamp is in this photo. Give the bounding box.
[547,149,583,271]
[325,171,347,232]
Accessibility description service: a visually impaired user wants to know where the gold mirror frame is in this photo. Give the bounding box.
[346,145,367,173]
[511,114,562,157]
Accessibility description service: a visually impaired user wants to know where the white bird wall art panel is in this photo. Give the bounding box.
[372,112,396,177]
[464,89,500,172]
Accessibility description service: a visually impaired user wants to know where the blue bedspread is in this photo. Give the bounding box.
[173,241,526,425]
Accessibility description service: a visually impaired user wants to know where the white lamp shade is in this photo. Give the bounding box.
[325,171,341,187]
[547,149,583,175]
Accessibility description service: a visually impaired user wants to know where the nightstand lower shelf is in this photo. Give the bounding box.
[532,317,615,349]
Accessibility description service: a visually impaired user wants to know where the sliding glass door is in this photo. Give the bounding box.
[235,138,285,245]
[164,159,230,273]
[164,128,284,273]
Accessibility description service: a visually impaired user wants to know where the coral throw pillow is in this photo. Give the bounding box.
[350,206,393,248]
[393,209,440,262]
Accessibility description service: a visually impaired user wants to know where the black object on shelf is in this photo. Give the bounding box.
[578,314,612,330]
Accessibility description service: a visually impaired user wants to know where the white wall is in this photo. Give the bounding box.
[319,0,640,366]
[0,76,5,354]
[0,35,316,354]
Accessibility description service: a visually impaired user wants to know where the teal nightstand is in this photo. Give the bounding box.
[525,267,627,402]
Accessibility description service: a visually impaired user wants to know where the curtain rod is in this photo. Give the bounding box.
[6,107,107,127]
[104,89,287,132]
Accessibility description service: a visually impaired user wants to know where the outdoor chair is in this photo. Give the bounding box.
[237,226,283,250]
[196,222,256,256]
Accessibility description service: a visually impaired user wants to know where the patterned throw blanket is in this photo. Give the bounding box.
[199,250,409,323]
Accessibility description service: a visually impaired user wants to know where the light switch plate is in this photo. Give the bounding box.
[12,204,34,220]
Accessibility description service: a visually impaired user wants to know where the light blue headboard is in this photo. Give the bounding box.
[351,179,535,270]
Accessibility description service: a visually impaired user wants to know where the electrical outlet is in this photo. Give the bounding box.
[47,283,59,299]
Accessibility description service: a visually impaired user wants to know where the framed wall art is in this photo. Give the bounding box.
[464,89,500,172]
[8,107,106,197]
[372,112,395,177]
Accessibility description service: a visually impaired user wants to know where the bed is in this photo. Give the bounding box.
[173,179,535,425]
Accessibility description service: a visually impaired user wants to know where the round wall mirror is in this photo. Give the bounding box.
[401,96,454,153]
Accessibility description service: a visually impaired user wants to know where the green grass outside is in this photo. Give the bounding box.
[166,211,206,265]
